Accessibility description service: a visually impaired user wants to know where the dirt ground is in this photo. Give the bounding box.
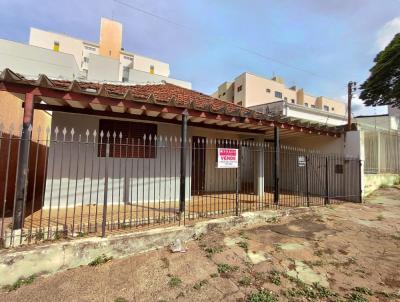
[1,187,400,302]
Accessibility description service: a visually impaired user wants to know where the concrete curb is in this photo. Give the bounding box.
[0,207,310,287]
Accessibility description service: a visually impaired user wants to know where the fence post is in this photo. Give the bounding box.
[235,167,239,216]
[324,156,330,205]
[14,92,34,230]
[179,112,188,218]
[359,159,363,203]
[102,143,110,237]
[273,126,280,204]
[306,155,310,207]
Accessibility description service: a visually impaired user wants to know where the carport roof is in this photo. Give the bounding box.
[0,68,344,137]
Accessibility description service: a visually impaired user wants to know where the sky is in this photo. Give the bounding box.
[0,0,399,116]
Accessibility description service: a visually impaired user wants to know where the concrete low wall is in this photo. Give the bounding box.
[0,208,308,287]
[364,173,400,197]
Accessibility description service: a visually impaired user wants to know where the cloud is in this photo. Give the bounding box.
[339,94,388,117]
[376,16,400,50]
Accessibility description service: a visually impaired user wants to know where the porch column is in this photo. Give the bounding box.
[273,126,280,204]
[256,140,265,197]
[14,92,35,230]
[179,111,188,214]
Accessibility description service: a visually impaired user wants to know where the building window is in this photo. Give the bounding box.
[84,45,96,51]
[98,119,157,158]
[53,41,60,52]
[304,103,309,107]
[266,88,271,93]
[275,91,282,99]
[237,85,243,92]
[122,66,130,82]
[150,65,155,74]
[124,55,134,61]
[291,99,295,103]
[323,105,329,112]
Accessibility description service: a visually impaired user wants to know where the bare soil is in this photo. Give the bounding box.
[1,187,400,302]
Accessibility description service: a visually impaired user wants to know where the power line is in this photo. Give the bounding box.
[113,0,337,83]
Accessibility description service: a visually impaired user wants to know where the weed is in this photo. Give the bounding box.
[204,246,223,258]
[269,270,281,286]
[237,241,248,252]
[304,260,324,267]
[193,279,208,290]
[345,292,368,302]
[239,230,250,240]
[376,214,384,221]
[88,254,113,266]
[247,290,278,302]
[160,257,169,269]
[6,275,36,291]
[53,230,62,240]
[34,229,44,241]
[266,216,280,224]
[210,273,219,278]
[391,233,400,240]
[114,298,128,302]
[217,263,238,274]
[314,249,324,257]
[352,287,373,296]
[77,232,87,238]
[168,275,182,288]
[238,276,252,286]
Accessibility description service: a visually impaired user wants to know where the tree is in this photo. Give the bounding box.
[359,33,400,108]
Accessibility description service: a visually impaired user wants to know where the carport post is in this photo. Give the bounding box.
[324,157,330,205]
[273,126,280,204]
[14,92,34,230]
[179,111,188,217]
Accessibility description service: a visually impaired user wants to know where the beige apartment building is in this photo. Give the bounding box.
[28,18,182,85]
[213,72,346,116]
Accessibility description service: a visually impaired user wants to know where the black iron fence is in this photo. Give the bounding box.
[0,127,361,247]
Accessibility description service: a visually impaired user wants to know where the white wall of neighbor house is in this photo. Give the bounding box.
[128,69,192,89]
[87,54,120,82]
[0,39,81,79]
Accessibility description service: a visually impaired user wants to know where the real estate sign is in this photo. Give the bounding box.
[217,148,239,168]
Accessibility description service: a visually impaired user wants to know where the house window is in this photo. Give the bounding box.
[323,105,330,112]
[266,88,271,93]
[304,103,309,107]
[122,66,130,82]
[275,91,282,98]
[150,65,155,74]
[237,85,243,92]
[53,41,60,52]
[98,119,157,158]
[291,99,295,103]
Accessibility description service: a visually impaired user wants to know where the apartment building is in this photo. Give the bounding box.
[213,72,347,125]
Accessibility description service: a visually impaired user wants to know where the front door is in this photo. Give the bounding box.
[191,136,206,195]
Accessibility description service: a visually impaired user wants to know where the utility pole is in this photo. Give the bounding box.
[347,81,357,131]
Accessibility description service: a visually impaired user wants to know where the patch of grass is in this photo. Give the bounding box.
[237,241,248,252]
[266,216,280,224]
[238,276,252,286]
[304,260,324,268]
[345,292,368,302]
[217,263,238,274]
[210,273,219,278]
[114,298,128,302]
[5,275,36,291]
[269,270,281,286]
[168,275,182,288]
[88,254,113,266]
[376,214,384,221]
[193,279,208,290]
[282,275,336,300]
[247,290,278,302]
[352,287,373,296]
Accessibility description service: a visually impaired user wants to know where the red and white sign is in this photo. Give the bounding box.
[217,148,239,168]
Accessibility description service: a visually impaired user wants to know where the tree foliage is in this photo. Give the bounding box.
[359,33,400,107]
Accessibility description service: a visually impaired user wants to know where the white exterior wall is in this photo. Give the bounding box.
[0,39,81,79]
[87,54,120,82]
[29,28,86,69]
